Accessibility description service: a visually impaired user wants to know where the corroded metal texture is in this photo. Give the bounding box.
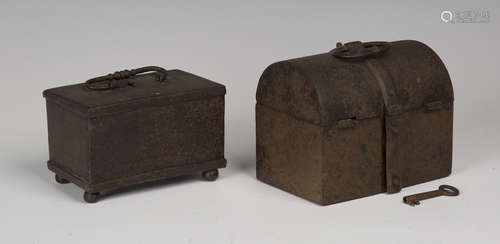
[256,40,454,205]
[43,67,226,203]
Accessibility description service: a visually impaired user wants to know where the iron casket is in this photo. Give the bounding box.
[43,67,226,203]
[256,40,454,205]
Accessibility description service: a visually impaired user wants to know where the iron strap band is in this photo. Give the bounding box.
[363,58,404,194]
[364,59,402,115]
[331,40,404,193]
[365,61,390,108]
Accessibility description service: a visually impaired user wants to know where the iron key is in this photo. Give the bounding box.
[403,185,459,206]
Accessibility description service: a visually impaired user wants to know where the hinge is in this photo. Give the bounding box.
[337,118,358,129]
[425,101,442,111]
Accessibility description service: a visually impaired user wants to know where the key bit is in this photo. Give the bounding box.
[403,185,459,206]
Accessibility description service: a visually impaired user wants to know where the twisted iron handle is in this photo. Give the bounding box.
[86,66,168,90]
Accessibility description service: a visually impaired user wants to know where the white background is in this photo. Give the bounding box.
[1,1,499,243]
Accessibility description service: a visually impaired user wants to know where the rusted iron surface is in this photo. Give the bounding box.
[403,185,459,206]
[256,40,454,205]
[43,66,226,203]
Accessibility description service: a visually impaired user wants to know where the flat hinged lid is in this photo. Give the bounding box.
[43,68,226,116]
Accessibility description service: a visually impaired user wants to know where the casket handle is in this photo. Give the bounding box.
[85,66,168,90]
[331,41,389,61]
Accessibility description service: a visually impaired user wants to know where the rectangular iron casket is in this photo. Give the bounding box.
[43,68,226,202]
[256,40,454,205]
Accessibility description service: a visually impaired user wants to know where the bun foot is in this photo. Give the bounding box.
[83,192,100,203]
[202,169,219,181]
[55,174,69,184]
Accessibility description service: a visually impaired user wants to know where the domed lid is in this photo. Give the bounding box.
[257,40,453,126]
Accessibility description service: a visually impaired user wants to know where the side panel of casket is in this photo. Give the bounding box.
[89,96,225,184]
[256,105,323,204]
[321,117,386,205]
[386,105,453,189]
[46,100,90,182]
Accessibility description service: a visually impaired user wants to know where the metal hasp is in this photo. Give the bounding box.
[43,66,226,203]
[403,185,459,206]
[256,40,454,205]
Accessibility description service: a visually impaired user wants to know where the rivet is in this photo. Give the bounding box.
[392,176,400,187]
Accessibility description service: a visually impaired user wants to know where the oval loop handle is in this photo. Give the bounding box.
[331,41,389,61]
